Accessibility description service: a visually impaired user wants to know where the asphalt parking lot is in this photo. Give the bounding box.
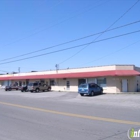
[0,89,140,140]
[0,89,140,109]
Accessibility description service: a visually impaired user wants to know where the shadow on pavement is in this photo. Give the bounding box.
[83,93,106,97]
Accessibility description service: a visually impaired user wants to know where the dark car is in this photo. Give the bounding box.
[21,86,28,92]
[5,85,21,91]
[78,83,103,96]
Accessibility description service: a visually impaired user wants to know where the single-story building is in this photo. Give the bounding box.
[0,65,140,93]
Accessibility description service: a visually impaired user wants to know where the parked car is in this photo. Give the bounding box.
[5,85,21,91]
[21,85,28,92]
[28,82,51,92]
[78,83,103,96]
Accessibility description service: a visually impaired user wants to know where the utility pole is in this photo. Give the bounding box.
[55,64,59,73]
[18,67,20,73]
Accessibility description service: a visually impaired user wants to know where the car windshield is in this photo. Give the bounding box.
[79,84,87,88]
[28,83,33,86]
[33,83,38,86]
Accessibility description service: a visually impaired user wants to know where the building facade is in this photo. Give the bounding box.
[0,65,140,93]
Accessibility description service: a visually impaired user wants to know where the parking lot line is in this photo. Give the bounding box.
[0,101,140,126]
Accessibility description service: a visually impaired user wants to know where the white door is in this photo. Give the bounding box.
[122,79,128,92]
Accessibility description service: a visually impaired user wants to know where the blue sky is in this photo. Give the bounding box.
[0,0,140,73]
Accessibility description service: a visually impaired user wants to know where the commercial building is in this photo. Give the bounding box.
[0,65,140,93]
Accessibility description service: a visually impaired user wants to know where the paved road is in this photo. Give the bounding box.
[0,90,140,140]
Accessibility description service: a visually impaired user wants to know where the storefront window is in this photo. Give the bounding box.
[50,79,55,86]
[40,80,45,83]
[78,79,86,85]
[97,78,106,87]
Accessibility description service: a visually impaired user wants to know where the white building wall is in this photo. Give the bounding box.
[115,76,138,93]
[51,78,77,92]
[103,77,117,93]
[50,77,118,93]
[51,79,78,92]
[115,65,134,70]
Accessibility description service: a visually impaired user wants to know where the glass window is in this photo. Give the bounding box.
[50,80,55,86]
[14,82,18,86]
[33,83,38,86]
[78,79,86,85]
[28,83,33,86]
[89,83,96,88]
[79,84,87,88]
[97,78,106,87]
[40,80,45,83]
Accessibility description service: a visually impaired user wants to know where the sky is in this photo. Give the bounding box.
[0,0,140,73]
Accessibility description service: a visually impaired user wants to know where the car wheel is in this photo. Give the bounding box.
[91,91,95,96]
[80,93,84,96]
[47,88,51,91]
[36,88,40,92]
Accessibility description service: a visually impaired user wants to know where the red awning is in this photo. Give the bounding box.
[0,70,139,80]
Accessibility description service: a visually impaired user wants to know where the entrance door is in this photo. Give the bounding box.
[66,81,70,90]
[122,79,128,92]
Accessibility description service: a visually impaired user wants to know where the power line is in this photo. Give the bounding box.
[2,0,63,47]
[81,39,140,66]
[2,0,107,48]
[0,29,140,65]
[0,70,7,72]
[59,0,140,65]
[0,20,140,62]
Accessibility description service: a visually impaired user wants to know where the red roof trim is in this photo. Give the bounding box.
[0,70,140,80]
